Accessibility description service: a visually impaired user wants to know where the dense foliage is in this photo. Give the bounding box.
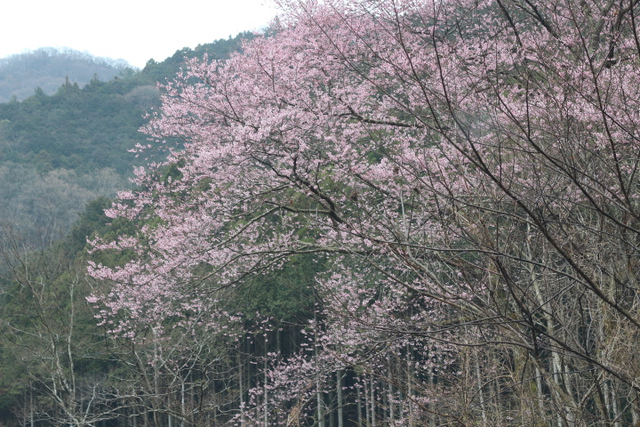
[6,0,640,425]
[0,33,251,174]
[0,34,249,249]
[86,0,640,425]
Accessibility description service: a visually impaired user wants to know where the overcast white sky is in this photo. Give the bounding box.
[0,0,280,68]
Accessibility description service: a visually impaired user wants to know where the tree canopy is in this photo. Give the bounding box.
[22,0,640,424]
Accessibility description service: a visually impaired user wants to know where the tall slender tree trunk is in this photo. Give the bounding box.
[132,405,137,427]
[337,370,344,427]
[387,354,394,424]
[365,376,371,427]
[239,353,245,426]
[30,387,35,427]
[611,384,621,427]
[264,356,269,427]
[407,346,414,426]
[181,376,186,427]
[475,351,487,426]
[317,372,325,427]
[535,366,545,417]
[370,375,376,427]
[356,379,363,427]
[632,392,640,426]
[314,304,324,427]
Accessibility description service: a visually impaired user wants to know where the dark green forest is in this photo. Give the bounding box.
[0,35,250,249]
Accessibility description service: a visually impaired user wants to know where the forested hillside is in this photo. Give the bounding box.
[4,0,640,426]
[0,34,249,248]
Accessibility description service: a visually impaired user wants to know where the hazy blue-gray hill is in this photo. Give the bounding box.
[0,47,133,102]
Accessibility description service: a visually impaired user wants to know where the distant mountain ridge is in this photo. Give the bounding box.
[0,47,133,102]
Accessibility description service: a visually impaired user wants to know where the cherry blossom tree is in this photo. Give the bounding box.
[88,0,640,424]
